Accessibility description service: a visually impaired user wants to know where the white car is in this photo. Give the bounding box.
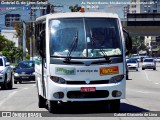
[142,58,156,70]
[155,57,160,62]
[0,56,13,90]
[127,59,138,71]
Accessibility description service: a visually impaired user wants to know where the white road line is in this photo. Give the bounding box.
[144,71,151,81]
[23,88,29,90]
[137,90,150,94]
[0,91,18,107]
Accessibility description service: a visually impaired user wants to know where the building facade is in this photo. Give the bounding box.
[1,30,18,47]
[129,0,160,14]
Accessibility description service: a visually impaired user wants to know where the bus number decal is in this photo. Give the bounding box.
[100,66,119,76]
[55,67,76,75]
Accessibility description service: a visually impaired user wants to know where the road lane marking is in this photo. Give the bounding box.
[144,71,151,81]
[0,91,18,107]
[23,88,29,90]
[137,90,150,94]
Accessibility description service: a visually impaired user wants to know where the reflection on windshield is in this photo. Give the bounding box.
[17,62,35,69]
[50,18,122,58]
[144,59,153,62]
[127,60,136,63]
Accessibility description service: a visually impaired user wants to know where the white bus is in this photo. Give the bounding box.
[34,12,132,113]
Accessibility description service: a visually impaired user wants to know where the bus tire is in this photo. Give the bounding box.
[109,99,120,112]
[48,100,58,113]
[38,95,46,108]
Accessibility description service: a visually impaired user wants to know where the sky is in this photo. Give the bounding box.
[49,0,129,17]
[0,0,130,29]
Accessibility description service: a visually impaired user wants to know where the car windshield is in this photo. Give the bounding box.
[144,59,153,62]
[0,58,3,66]
[127,60,136,63]
[17,61,35,69]
[50,18,122,58]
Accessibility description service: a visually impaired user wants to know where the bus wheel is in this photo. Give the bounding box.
[48,101,58,113]
[109,99,120,112]
[38,95,46,108]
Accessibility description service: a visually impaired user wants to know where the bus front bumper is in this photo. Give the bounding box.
[47,80,125,102]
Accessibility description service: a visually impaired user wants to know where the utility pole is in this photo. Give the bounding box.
[29,0,36,60]
[22,20,26,60]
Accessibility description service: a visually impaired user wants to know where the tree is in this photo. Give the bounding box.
[0,34,23,63]
[131,36,146,54]
[13,23,31,55]
[157,46,160,56]
[69,4,81,12]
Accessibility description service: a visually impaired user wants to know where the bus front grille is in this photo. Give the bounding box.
[66,80,109,85]
[67,90,109,99]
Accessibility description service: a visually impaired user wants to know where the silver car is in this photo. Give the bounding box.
[142,58,156,70]
[127,59,138,71]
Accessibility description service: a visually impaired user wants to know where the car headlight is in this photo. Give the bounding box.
[14,73,19,76]
[109,75,124,83]
[32,72,35,75]
[50,76,66,84]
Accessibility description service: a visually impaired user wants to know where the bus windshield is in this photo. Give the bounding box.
[50,18,122,58]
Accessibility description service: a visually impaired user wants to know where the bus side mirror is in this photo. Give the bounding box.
[37,30,45,58]
[123,29,132,55]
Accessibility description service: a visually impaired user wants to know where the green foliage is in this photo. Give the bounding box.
[0,34,23,63]
[26,53,30,60]
[157,46,160,56]
[131,36,147,53]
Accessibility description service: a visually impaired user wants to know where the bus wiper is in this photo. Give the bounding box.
[100,48,112,63]
[90,31,111,63]
[65,32,78,62]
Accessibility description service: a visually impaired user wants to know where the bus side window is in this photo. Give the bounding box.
[35,22,46,58]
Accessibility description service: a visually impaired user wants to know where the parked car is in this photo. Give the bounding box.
[142,58,156,70]
[0,56,13,90]
[14,60,35,84]
[127,59,138,71]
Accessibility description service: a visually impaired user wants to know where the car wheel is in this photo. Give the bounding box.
[48,100,58,113]
[142,68,145,70]
[1,75,8,90]
[19,81,22,84]
[14,81,18,84]
[7,74,13,89]
[109,99,120,112]
[153,67,156,70]
[136,69,138,71]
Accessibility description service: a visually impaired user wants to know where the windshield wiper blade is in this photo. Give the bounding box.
[64,32,78,62]
[99,48,112,63]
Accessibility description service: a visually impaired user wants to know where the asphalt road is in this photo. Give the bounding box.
[0,63,160,120]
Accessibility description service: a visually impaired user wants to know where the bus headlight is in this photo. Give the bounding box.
[50,76,66,84]
[109,75,124,83]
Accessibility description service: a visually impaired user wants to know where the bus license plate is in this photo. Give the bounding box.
[80,87,96,92]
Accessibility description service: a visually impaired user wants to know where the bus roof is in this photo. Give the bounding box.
[36,12,119,22]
